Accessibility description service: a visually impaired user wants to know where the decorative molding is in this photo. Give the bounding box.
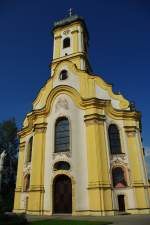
[55,97,69,112]
[53,151,71,159]
[54,35,62,40]
[110,153,128,163]
[124,126,138,137]
[23,164,31,175]
[83,98,107,109]
[88,181,111,189]
[30,185,45,192]
[84,113,106,125]
[63,30,71,35]
[34,123,47,133]
[132,182,145,187]
[111,159,128,169]
[20,80,140,136]
[19,142,25,151]
[15,187,22,192]
[71,30,79,34]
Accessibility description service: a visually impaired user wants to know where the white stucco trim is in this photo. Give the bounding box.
[96,85,121,110]
[53,66,80,91]
[43,94,89,213]
[60,29,73,57]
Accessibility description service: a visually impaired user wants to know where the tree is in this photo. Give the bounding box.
[0,118,18,212]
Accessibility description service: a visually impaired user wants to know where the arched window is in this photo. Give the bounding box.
[59,70,68,80]
[23,174,30,192]
[108,124,122,154]
[63,37,70,48]
[55,117,70,153]
[54,161,70,171]
[27,137,33,163]
[112,167,127,188]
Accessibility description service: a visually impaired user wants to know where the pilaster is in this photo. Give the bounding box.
[54,35,61,59]
[13,141,25,212]
[28,122,47,215]
[124,126,148,210]
[84,113,113,214]
[72,29,79,53]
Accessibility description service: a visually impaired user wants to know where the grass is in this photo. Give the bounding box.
[0,214,112,225]
[29,219,112,225]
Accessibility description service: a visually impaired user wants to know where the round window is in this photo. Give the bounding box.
[59,70,68,80]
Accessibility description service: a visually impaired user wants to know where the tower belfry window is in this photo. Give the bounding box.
[63,37,70,48]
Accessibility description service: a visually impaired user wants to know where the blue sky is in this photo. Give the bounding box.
[0,0,150,176]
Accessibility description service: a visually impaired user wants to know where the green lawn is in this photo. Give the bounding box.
[0,214,112,225]
[29,219,112,225]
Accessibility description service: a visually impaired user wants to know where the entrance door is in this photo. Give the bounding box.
[118,195,125,212]
[53,175,72,213]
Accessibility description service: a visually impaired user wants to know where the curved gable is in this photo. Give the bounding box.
[33,60,130,111]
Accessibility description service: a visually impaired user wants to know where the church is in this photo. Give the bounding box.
[13,13,150,216]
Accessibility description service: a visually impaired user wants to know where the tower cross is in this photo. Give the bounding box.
[69,8,73,16]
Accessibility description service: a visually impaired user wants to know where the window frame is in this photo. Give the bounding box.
[23,174,30,192]
[26,136,33,164]
[108,124,122,155]
[112,167,127,188]
[63,37,71,48]
[59,70,68,80]
[54,117,70,153]
[54,161,71,171]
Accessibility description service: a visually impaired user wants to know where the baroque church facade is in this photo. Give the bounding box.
[14,14,150,216]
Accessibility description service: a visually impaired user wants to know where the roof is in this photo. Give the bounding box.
[52,14,89,40]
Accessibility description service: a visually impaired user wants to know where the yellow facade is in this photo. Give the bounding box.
[13,14,150,216]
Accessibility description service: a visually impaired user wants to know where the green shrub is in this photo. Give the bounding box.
[0,214,28,225]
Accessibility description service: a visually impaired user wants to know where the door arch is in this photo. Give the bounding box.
[53,175,72,213]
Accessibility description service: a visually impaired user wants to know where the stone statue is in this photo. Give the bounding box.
[0,151,7,192]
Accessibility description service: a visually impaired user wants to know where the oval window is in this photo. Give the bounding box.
[54,161,70,171]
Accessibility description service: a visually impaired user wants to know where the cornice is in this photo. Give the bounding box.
[30,185,45,192]
[106,104,141,121]
[51,52,86,65]
[33,122,47,133]
[124,126,139,137]
[84,113,106,125]
[19,141,26,151]
[19,85,140,138]
[34,60,130,112]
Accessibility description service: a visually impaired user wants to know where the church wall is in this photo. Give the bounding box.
[18,133,33,211]
[13,141,26,213]
[14,14,150,216]
[60,29,73,57]
[104,115,149,213]
[96,85,120,110]
[43,94,89,214]
[113,188,136,210]
[53,66,80,92]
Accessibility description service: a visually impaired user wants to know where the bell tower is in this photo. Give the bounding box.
[50,13,92,75]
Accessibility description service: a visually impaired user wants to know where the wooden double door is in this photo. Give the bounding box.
[53,175,72,213]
